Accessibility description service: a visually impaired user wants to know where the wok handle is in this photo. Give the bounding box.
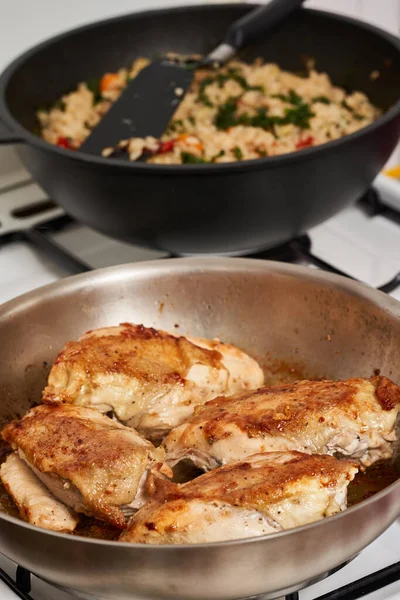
[0,116,23,144]
[205,0,306,65]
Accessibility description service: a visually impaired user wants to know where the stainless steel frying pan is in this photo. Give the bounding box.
[0,258,400,600]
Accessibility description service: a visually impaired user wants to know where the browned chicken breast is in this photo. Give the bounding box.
[2,404,167,529]
[121,451,358,544]
[1,452,78,533]
[164,376,400,469]
[42,323,264,439]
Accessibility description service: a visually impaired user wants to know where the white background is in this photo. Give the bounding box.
[1,0,399,73]
[0,0,399,176]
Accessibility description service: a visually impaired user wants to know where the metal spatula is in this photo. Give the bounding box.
[82,0,305,156]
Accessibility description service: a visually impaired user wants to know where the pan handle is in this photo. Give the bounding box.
[206,0,306,65]
[0,116,23,144]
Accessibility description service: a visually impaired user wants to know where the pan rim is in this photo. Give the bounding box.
[0,256,400,549]
[1,256,399,318]
[0,3,400,173]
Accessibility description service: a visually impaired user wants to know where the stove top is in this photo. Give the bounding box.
[0,177,399,304]
[0,172,400,600]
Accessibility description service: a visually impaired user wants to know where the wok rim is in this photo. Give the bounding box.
[0,3,400,173]
[1,256,400,550]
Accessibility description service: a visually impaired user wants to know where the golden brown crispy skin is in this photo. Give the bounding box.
[374,376,400,410]
[121,452,357,544]
[164,376,400,468]
[2,404,165,529]
[43,323,221,404]
[199,377,399,441]
[162,452,354,508]
[41,323,264,438]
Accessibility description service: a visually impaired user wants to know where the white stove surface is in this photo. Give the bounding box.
[0,170,400,600]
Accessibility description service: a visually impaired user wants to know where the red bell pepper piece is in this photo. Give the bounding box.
[158,140,176,154]
[296,135,314,150]
[56,136,74,149]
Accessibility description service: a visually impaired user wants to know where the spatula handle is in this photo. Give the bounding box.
[227,0,306,49]
[206,0,306,65]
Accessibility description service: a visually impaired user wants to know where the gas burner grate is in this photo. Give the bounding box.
[0,214,92,274]
[2,561,400,600]
[1,566,33,600]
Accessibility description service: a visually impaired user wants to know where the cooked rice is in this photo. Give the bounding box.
[37,57,379,164]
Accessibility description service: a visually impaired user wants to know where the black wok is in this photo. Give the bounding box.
[0,4,400,255]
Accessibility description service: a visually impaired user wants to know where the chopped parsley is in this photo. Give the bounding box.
[181,150,225,164]
[233,146,243,160]
[183,61,196,71]
[211,150,225,162]
[272,90,303,106]
[166,119,185,134]
[198,77,215,107]
[282,102,315,129]
[312,96,331,104]
[214,96,314,132]
[239,107,279,130]
[214,97,239,129]
[216,69,264,93]
[341,100,352,110]
[341,100,364,120]
[86,77,102,104]
[188,115,196,126]
[181,152,207,164]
